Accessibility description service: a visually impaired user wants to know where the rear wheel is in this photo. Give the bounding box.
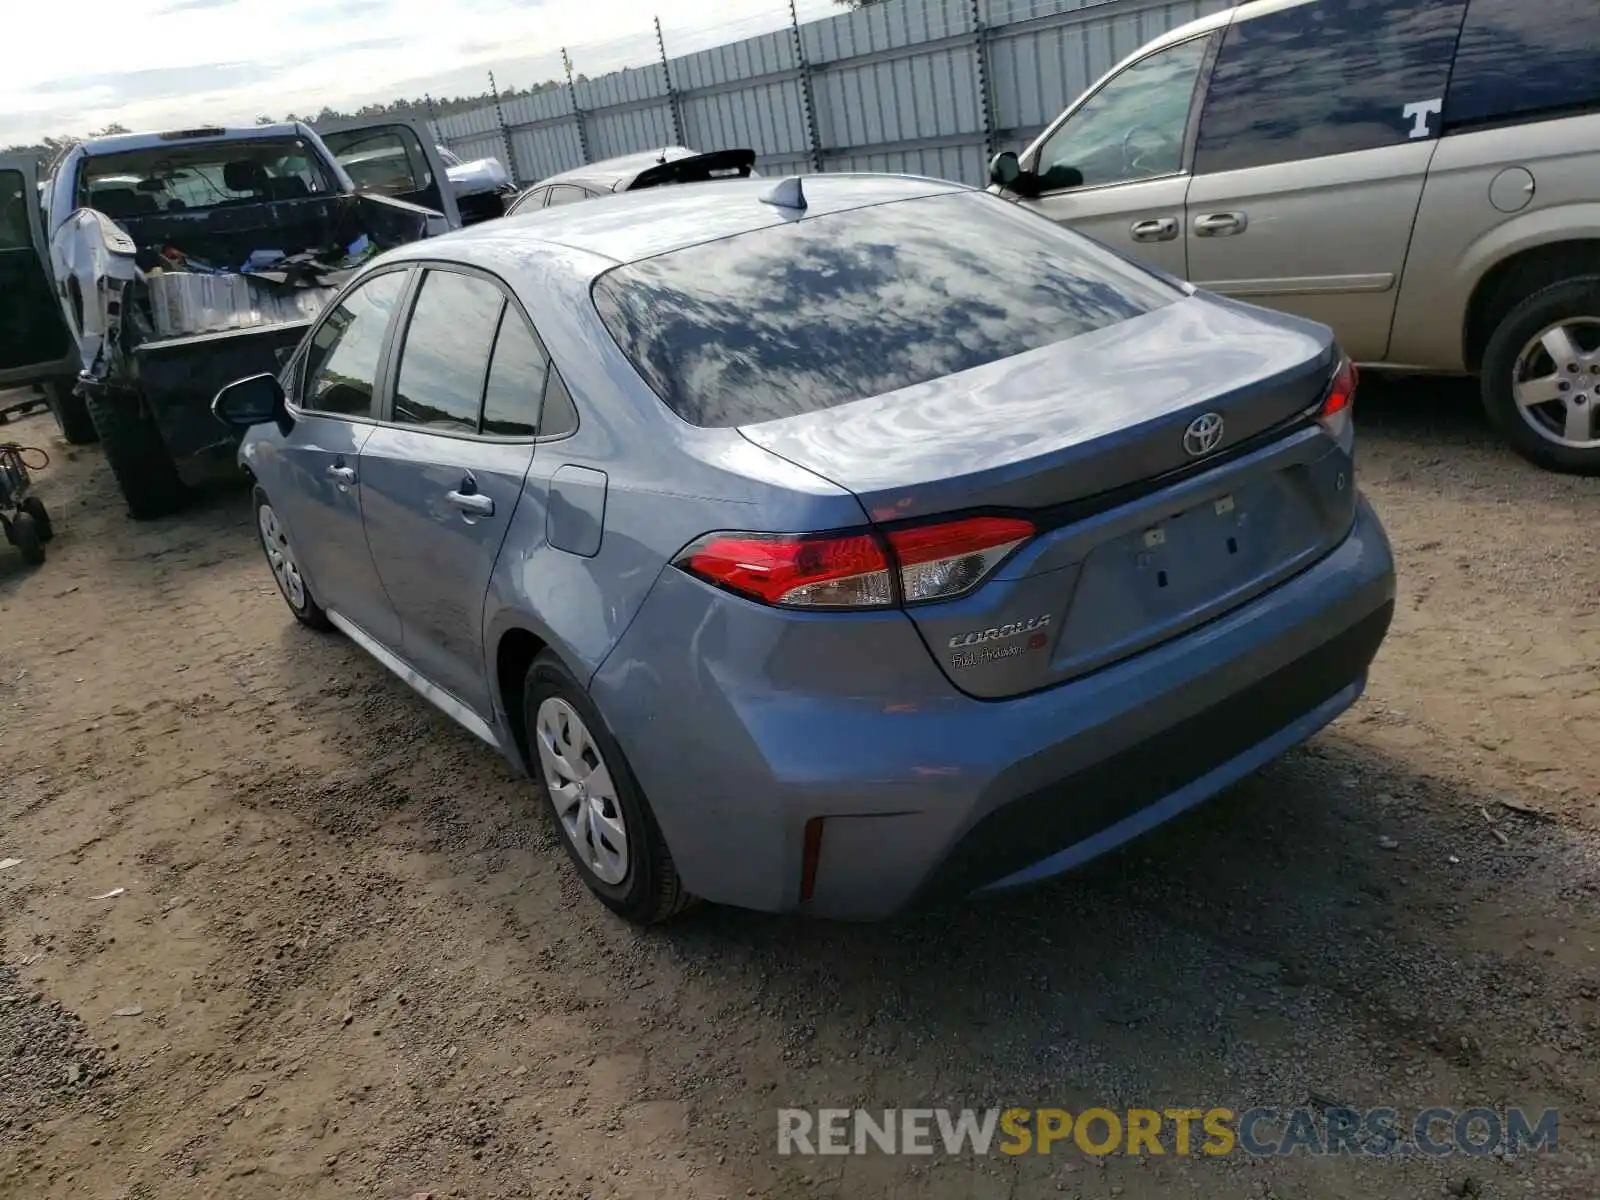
[6,511,45,565]
[1480,277,1600,474]
[522,650,690,924]
[43,381,98,446]
[81,387,188,519]
[19,497,53,542]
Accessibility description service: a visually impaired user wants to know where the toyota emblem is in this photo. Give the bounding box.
[1183,412,1225,458]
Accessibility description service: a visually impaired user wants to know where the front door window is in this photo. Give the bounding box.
[301,270,409,418]
[1035,36,1211,190]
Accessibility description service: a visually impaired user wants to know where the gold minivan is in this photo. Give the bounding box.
[990,0,1600,473]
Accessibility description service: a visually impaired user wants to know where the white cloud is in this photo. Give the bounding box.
[3,0,840,144]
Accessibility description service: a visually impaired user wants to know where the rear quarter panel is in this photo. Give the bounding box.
[477,243,870,728]
[1389,113,1600,371]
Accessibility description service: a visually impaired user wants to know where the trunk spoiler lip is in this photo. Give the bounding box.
[627,148,758,191]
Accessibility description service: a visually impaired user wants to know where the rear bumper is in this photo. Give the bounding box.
[590,496,1396,920]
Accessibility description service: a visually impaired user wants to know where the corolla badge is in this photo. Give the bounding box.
[1183,412,1225,458]
[948,614,1051,650]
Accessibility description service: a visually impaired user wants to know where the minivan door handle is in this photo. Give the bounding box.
[1130,216,1179,243]
[446,489,495,517]
[1194,211,1248,237]
[326,464,356,487]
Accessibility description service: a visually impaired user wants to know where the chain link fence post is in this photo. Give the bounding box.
[971,0,996,166]
[562,47,592,165]
[486,71,522,185]
[789,0,824,172]
[655,17,686,148]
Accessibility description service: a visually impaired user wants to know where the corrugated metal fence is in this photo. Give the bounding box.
[428,0,1233,189]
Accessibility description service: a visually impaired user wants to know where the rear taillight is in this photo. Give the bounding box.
[676,514,1036,610]
[1316,355,1358,450]
[678,530,893,608]
[885,516,1035,604]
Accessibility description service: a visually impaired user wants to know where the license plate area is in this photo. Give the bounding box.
[1052,471,1327,671]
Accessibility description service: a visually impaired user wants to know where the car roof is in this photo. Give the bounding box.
[407,172,972,270]
[1134,0,1303,55]
[1121,0,1239,55]
[533,146,701,193]
[70,123,313,156]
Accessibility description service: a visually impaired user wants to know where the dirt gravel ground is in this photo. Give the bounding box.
[1,379,1598,1200]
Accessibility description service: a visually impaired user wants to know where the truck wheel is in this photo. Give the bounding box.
[43,381,98,446]
[19,497,53,542]
[1480,276,1600,474]
[81,388,189,519]
[6,511,46,565]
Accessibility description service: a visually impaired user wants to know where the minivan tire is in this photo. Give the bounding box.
[1480,276,1600,475]
[82,388,190,518]
[44,381,98,446]
[522,650,692,925]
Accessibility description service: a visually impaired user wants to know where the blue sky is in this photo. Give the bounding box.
[4,0,838,144]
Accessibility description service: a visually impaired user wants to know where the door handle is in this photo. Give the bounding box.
[326,464,356,486]
[447,489,494,517]
[1194,211,1248,237]
[1130,217,1179,243]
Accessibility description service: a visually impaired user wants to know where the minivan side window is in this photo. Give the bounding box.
[392,270,504,434]
[301,270,408,419]
[1035,36,1212,190]
[1446,0,1600,132]
[1193,0,1468,176]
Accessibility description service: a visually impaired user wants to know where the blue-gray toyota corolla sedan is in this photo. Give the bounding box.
[215,172,1396,924]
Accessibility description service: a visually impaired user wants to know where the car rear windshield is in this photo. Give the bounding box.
[591,190,1179,428]
[74,137,337,219]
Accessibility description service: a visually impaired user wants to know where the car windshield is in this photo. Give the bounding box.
[75,137,336,217]
[592,190,1179,428]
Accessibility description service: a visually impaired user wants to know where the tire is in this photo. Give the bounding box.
[6,511,45,565]
[1480,276,1600,474]
[19,497,53,542]
[522,650,691,924]
[254,489,331,630]
[43,380,98,446]
[81,387,189,519]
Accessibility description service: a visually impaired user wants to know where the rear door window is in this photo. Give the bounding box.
[1194,0,1468,175]
[592,190,1178,428]
[508,187,547,215]
[543,185,589,207]
[392,270,505,434]
[1446,0,1600,131]
[481,309,551,437]
[302,270,409,418]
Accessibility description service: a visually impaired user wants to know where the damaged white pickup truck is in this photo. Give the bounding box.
[0,120,462,518]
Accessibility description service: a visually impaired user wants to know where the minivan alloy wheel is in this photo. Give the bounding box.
[535,697,630,885]
[1512,318,1600,450]
[258,502,306,610]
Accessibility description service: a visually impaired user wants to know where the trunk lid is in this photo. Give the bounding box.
[738,294,1357,699]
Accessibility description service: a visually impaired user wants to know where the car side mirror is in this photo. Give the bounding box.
[212,372,289,434]
[988,151,1022,189]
